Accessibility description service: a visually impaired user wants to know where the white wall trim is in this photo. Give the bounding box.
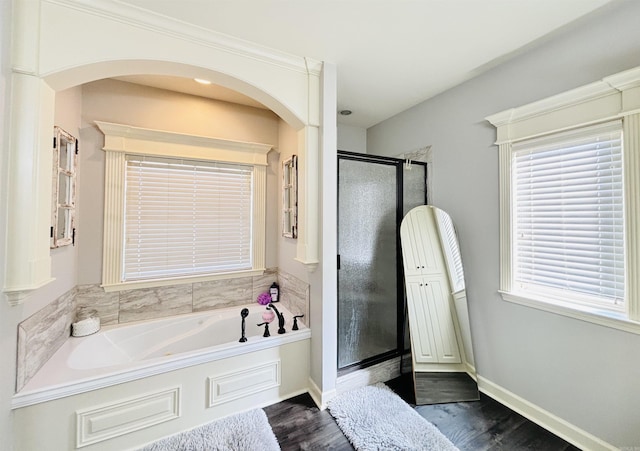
[501,290,640,335]
[623,113,640,320]
[486,65,640,145]
[604,66,640,91]
[42,0,315,77]
[477,376,616,451]
[336,356,405,395]
[96,121,273,166]
[486,81,616,129]
[307,377,335,411]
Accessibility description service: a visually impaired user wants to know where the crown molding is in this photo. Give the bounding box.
[43,0,312,75]
[304,58,323,77]
[487,66,640,128]
[604,66,640,91]
[96,121,272,153]
[95,121,273,166]
[484,109,515,127]
[486,81,616,127]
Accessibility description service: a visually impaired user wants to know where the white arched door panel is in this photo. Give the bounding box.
[405,276,461,364]
[401,205,478,406]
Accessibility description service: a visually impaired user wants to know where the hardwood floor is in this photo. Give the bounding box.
[265,392,353,451]
[264,374,581,451]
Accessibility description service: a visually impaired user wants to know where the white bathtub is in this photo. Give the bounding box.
[13,303,310,408]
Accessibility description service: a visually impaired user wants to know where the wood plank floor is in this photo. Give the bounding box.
[264,374,581,450]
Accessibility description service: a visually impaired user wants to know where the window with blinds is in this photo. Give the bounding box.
[512,121,624,310]
[124,156,253,281]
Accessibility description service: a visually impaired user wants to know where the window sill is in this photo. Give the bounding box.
[102,269,265,292]
[499,290,640,335]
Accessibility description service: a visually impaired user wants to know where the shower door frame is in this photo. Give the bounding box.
[337,150,427,373]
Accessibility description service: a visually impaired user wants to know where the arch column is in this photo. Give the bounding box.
[296,125,320,270]
[3,73,55,303]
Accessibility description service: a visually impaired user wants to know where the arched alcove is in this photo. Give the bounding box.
[5,0,322,301]
[6,0,337,412]
[43,60,307,131]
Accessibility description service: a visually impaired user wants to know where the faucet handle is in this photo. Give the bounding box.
[257,322,271,337]
[292,314,305,330]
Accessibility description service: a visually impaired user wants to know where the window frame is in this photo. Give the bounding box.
[51,126,78,249]
[486,68,640,334]
[123,155,255,282]
[282,155,298,238]
[96,121,272,292]
[511,121,625,312]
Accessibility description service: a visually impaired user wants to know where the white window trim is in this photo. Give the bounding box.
[486,66,640,334]
[96,121,273,292]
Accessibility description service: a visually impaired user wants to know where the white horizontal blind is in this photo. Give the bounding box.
[512,121,624,308]
[124,156,253,281]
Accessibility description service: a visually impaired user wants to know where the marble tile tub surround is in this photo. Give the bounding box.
[75,268,309,326]
[75,268,280,324]
[75,283,119,325]
[277,270,310,322]
[17,268,309,391]
[16,288,77,391]
[119,284,193,323]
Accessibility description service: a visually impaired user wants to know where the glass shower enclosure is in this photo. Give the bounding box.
[337,151,427,370]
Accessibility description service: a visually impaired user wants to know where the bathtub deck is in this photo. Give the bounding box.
[13,303,310,409]
[264,375,580,451]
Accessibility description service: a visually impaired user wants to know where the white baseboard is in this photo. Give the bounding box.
[307,377,335,410]
[336,356,405,395]
[477,376,616,451]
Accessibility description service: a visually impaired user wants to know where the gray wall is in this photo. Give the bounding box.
[337,123,367,153]
[368,1,640,447]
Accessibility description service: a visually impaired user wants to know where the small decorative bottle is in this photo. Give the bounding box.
[270,282,280,303]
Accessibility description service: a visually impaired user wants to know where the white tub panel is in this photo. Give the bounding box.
[14,339,310,451]
[208,360,280,407]
[76,386,180,448]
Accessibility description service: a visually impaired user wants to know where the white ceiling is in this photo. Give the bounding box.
[118,0,613,129]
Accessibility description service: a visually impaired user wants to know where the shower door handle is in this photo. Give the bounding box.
[337,254,341,270]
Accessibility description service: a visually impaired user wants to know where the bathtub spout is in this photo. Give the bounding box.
[267,304,286,334]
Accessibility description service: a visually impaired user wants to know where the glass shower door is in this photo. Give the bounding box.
[338,156,399,369]
[402,163,428,351]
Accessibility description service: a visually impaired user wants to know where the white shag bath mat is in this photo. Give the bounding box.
[139,408,280,451]
[328,383,459,451]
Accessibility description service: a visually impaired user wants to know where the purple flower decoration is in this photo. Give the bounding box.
[257,291,272,305]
